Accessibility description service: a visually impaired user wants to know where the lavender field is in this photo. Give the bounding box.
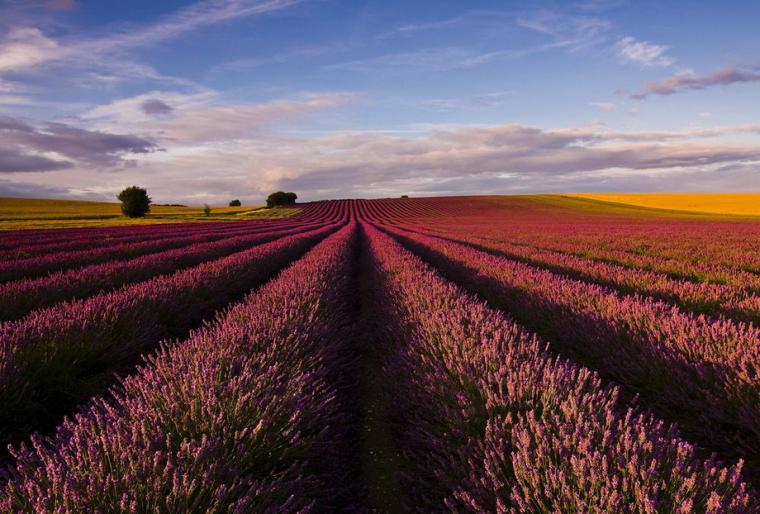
[0,196,756,512]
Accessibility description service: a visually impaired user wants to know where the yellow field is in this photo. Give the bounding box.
[564,193,760,217]
[0,198,300,231]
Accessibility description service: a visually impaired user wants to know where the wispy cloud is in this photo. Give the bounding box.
[517,9,611,53]
[210,43,345,74]
[632,66,760,99]
[384,9,514,38]
[615,36,673,67]
[0,0,300,74]
[326,47,510,73]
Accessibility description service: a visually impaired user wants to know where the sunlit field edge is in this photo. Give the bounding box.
[0,197,301,231]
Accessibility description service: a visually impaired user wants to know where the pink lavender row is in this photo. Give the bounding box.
[0,223,358,512]
[0,219,233,250]
[365,197,760,280]
[508,222,760,274]
[0,222,341,449]
[469,226,760,293]
[0,220,331,322]
[0,218,256,259]
[0,204,345,283]
[0,222,295,284]
[0,215,324,261]
[390,222,760,324]
[527,237,760,293]
[363,223,756,512]
[379,223,760,478]
[0,199,344,258]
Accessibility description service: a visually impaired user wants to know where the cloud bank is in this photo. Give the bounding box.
[7,107,757,203]
[0,115,158,173]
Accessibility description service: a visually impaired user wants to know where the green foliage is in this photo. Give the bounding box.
[401,195,409,199]
[203,204,211,217]
[228,199,241,207]
[117,186,151,218]
[266,191,298,208]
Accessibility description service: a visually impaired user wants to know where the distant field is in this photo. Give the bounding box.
[564,192,760,216]
[0,197,301,230]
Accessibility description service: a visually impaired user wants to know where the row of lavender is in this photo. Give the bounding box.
[363,223,756,512]
[0,202,345,283]
[0,221,342,450]
[1,223,358,512]
[386,221,760,324]
[482,222,760,275]
[0,215,304,260]
[0,219,331,321]
[375,223,760,481]
[464,228,760,293]
[361,198,760,290]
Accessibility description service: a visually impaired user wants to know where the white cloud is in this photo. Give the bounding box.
[83,91,360,144]
[615,36,673,67]
[0,27,59,72]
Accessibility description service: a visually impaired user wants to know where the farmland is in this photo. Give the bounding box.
[0,195,757,512]
[564,193,760,217]
[0,197,300,231]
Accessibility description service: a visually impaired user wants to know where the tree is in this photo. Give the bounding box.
[266,191,298,208]
[203,204,211,217]
[401,195,409,199]
[229,199,241,207]
[117,186,151,218]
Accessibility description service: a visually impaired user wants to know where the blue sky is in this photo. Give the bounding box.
[1,0,759,203]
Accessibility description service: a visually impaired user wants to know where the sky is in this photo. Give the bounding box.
[1,0,759,204]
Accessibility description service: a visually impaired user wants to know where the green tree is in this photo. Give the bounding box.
[117,186,151,218]
[203,204,211,217]
[228,199,241,207]
[266,191,298,208]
